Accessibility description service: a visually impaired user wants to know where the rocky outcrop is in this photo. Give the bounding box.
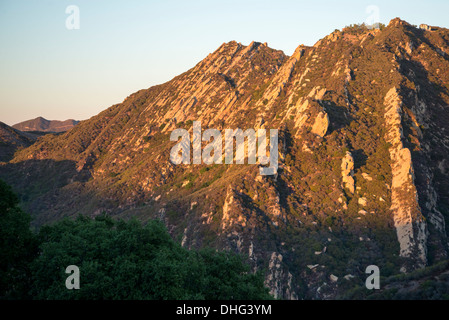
[290,86,328,138]
[341,151,355,194]
[256,45,305,111]
[265,252,297,300]
[384,87,427,271]
[221,187,246,229]
[420,24,437,31]
[311,111,329,137]
[307,86,327,101]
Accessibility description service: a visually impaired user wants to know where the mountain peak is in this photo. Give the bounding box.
[13,117,79,133]
[388,17,411,27]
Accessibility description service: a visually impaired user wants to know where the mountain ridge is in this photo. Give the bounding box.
[2,18,449,299]
[0,121,35,162]
[12,116,79,133]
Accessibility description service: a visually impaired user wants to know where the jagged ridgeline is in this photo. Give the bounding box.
[2,18,449,299]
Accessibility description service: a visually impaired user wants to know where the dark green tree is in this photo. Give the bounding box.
[30,215,272,300]
[0,179,38,299]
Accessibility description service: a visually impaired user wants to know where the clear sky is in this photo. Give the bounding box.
[1,0,448,126]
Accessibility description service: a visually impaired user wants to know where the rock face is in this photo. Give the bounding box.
[2,18,449,299]
[311,111,329,137]
[419,24,437,32]
[265,252,297,300]
[341,152,355,194]
[384,88,427,271]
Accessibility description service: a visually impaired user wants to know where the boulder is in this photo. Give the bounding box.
[311,112,329,137]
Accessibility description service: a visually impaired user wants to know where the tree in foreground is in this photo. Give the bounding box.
[0,179,38,299]
[30,215,272,300]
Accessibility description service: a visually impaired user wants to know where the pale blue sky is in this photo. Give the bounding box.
[1,0,448,125]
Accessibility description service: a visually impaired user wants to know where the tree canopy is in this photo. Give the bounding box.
[0,179,271,300]
[30,215,271,300]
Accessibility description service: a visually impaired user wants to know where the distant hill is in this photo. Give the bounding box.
[0,121,35,162]
[12,117,79,133]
